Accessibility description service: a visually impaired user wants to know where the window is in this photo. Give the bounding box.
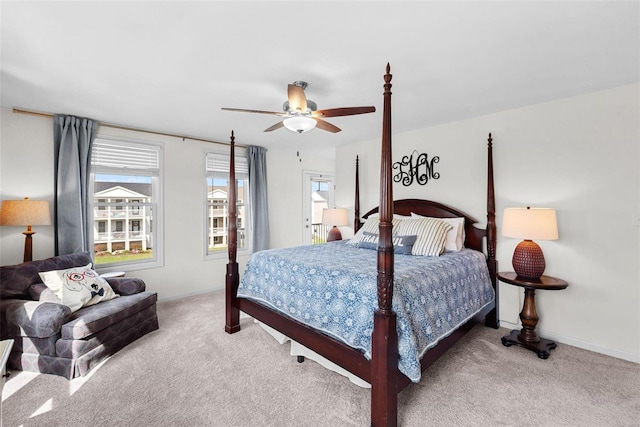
[91,137,163,270]
[205,152,250,257]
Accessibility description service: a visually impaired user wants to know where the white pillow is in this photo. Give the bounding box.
[395,217,452,256]
[411,213,466,252]
[38,263,119,312]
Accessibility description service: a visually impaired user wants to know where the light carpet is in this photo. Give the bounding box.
[2,291,639,426]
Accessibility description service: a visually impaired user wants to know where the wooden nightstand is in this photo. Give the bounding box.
[499,271,568,359]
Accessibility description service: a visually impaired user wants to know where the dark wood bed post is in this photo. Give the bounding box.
[485,133,500,329]
[354,156,361,233]
[371,63,398,427]
[225,131,240,334]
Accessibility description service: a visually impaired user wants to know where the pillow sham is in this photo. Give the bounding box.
[395,217,452,256]
[411,213,465,252]
[38,263,119,312]
[357,231,417,255]
[347,216,403,246]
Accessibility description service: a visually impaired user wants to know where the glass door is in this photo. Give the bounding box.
[302,171,335,245]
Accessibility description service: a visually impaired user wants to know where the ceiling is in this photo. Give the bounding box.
[2,1,638,159]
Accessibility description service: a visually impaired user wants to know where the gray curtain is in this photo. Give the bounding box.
[247,145,269,252]
[53,114,98,255]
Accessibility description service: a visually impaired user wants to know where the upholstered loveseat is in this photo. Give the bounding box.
[0,252,158,379]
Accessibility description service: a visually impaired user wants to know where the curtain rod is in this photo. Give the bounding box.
[11,107,245,148]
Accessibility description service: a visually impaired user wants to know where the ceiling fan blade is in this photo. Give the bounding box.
[264,121,285,132]
[315,118,341,133]
[287,84,308,112]
[313,106,376,118]
[221,107,286,116]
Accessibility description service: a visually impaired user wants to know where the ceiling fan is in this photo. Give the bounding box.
[221,81,376,134]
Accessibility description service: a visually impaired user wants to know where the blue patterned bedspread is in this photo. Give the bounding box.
[237,241,494,382]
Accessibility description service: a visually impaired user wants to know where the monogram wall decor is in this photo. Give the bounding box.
[392,150,440,186]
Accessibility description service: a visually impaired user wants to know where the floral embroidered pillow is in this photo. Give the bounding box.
[38,263,119,312]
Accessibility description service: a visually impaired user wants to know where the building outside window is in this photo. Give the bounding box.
[205,152,249,257]
[91,137,163,269]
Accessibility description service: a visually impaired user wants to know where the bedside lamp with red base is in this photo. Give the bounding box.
[502,206,558,279]
[322,208,349,242]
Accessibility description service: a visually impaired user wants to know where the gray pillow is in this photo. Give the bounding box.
[357,231,417,255]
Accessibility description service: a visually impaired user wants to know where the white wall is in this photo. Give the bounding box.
[0,109,244,299]
[0,109,56,264]
[266,147,335,249]
[0,108,334,299]
[335,84,640,363]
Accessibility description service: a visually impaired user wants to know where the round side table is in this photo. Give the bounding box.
[498,271,568,359]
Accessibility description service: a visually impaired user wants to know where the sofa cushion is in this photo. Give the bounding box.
[56,304,158,359]
[28,283,61,302]
[12,334,59,357]
[4,299,72,338]
[105,277,146,296]
[0,252,93,299]
[62,291,158,340]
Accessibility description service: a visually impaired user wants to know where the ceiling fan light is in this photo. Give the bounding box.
[283,116,317,134]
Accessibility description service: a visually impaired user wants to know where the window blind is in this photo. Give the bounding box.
[92,138,161,174]
[206,154,248,176]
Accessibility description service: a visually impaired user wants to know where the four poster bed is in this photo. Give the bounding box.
[225,64,499,427]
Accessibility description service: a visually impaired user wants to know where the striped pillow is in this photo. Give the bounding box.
[394,217,453,256]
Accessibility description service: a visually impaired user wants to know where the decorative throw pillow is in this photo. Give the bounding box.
[38,263,119,312]
[395,217,453,256]
[357,231,417,255]
[411,213,466,252]
[347,216,403,246]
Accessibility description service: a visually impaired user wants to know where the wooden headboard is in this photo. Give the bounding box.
[354,133,496,258]
[361,199,486,254]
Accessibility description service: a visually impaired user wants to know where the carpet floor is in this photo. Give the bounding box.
[2,290,639,426]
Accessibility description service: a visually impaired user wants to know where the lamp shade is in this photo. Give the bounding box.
[283,116,317,133]
[0,197,51,226]
[322,208,349,226]
[502,207,558,241]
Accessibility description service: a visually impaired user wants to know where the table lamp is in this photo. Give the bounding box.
[502,207,558,279]
[322,208,349,242]
[0,197,51,262]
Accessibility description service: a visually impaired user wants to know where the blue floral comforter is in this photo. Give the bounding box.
[237,241,494,382]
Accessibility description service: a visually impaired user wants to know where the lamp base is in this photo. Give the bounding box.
[22,227,35,263]
[327,226,343,242]
[512,239,545,279]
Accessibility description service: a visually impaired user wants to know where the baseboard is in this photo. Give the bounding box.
[157,289,217,302]
[499,320,640,364]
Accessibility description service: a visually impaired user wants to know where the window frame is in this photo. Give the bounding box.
[90,135,164,273]
[204,150,251,260]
